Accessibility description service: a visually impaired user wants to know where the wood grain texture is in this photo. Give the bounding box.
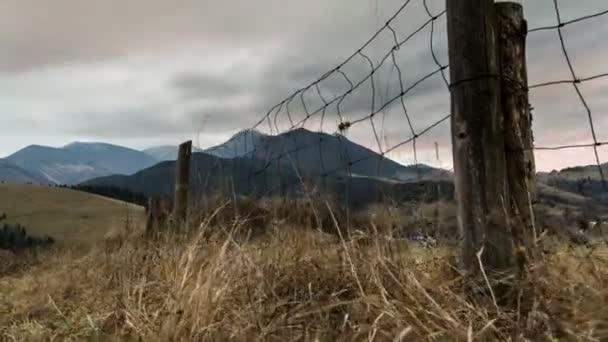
[447,0,513,274]
[497,2,537,248]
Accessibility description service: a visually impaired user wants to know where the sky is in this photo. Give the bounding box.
[1,0,607,171]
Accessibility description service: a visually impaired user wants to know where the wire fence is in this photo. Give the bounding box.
[199,0,608,209]
[528,0,608,188]
[227,0,453,203]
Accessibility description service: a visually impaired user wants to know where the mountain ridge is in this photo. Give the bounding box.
[6,142,160,185]
[0,159,50,184]
[204,129,266,159]
[85,128,450,206]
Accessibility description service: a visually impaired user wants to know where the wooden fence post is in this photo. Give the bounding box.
[173,141,192,228]
[447,0,514,277]
[497,2,537,248]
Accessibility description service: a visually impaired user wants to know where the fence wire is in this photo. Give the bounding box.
[228,0,452,202]
[528,0,608,187]
[203,0,608,205]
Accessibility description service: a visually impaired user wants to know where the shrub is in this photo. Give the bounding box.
[0,223,54,253]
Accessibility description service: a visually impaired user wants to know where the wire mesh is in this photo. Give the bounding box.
[198,0,608,211]
[528,0,608,187]
[229,0,453,203]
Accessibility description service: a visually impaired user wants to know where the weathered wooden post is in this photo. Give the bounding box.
[496,2,537,248]
[447,0,514,278]
[173,140,192,228]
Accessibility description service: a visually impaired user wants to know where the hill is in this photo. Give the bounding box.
[538,163,608,203]
[0,159,49,184]
[0,184,144,243]
[6,142,160,185]
[552,163,608,180]
[85,152,295,198]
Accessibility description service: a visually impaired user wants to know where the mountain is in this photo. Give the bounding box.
[85,129,450,207]
[85,151,454,208]
[247,128,441,181]
[0,159,49,184]
[204,130,266,159]
[145,128,446,182]
[6,142,160,185]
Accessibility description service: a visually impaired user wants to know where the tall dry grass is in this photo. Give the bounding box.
[1,201,607,341]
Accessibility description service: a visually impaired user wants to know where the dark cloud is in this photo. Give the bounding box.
[0,0,406,72]
[63,107,185,139]
[171,72,250,100]
[0,0,607,171]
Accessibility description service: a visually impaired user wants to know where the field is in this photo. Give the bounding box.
[0,184,144,244]
[1,194,607,341]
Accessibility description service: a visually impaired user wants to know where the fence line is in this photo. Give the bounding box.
[239,0,451,196]
[196,0,608,199]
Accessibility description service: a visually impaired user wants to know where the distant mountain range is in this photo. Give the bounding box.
[84,129,451,207]
[2,142,159,185]
[3,128,604,210]
[82,128,608,211]
[84,152,453,208]
[2,129,439,187]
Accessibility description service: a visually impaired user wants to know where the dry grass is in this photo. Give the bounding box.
[1,206,607,341]
[0,184,145,244]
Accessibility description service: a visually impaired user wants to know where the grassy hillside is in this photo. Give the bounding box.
[1,183,607,340]
[538,164,608,204]
[0,184,144,243]
[1,221,606,340]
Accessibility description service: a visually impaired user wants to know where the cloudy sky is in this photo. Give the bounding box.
[1,0,607,171]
